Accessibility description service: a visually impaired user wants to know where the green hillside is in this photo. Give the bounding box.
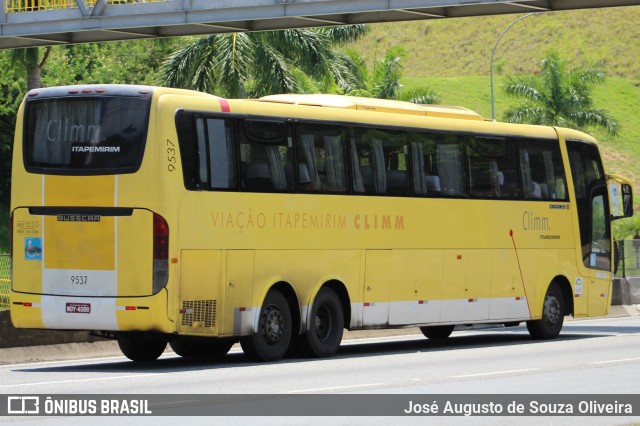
[348,7,640,200]
[348,7,640,79]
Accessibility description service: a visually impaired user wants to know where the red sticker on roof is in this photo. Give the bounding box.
[219,99,230,112]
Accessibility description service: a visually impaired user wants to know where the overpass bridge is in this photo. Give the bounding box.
[1,0,640,49]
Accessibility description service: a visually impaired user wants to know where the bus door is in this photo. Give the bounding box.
[567,140,612,316]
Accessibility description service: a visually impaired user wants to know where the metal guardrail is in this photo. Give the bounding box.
[615,239,640,279]
[0,254,9,311]
[5,0,166,14]
[7,0,73,13]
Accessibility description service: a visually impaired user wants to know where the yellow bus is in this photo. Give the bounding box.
[10,85,633,362]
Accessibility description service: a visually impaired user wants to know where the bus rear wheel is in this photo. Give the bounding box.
[241,290,292,362]
[420,325,455,340]
[527,283,565,339]
[117,333,167,362]
[300,288,344,358]
[170,337,235,358]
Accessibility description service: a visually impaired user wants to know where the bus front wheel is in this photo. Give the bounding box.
[420,325,455,340]
[526,283,565,339]
[117,333,167,362]
[241,290,292,362]
[301,288,344,358]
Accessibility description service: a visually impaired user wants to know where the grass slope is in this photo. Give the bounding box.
[348,7,640,79]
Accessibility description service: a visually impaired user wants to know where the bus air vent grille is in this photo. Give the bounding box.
[181,300,216,328]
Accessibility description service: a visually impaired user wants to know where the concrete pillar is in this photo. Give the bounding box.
[612,278,624,305]
[629,277,640,305]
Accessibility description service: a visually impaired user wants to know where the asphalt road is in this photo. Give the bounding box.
[1,315,639,425]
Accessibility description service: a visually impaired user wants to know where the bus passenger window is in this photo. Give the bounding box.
[408,132,440,196]
[176,113,236,191]
[195,118,209,187]
[295,124,347,193]
[468,137,517,199]
[196,117,236,190]
[206,119,236,189]
[240,120,292,192]
[436,136,467,197]
[519,140,567,201]
[352,128,409,196]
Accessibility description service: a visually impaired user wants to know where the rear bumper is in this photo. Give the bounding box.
[10,291,173,333]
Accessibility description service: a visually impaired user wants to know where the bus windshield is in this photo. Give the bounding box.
[24,96,150,174]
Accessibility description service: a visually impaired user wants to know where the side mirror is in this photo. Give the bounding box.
[622,183,634,218]
[609,181,633,220]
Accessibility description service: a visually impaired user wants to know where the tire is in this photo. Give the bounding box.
[241,290,292,362]
[117,333,167,362]
[169,337,235,359]
[527,283,565,339]
[300,288,344,358]
[420,325,455,340]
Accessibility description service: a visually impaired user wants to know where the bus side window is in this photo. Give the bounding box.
[436,135,467,197]
[352,128,409,196]
[240,120,292,192]
[409,132,441,196]
[195,118,209,187]
[175,113,237,191]
[206,118,236,189]
[295,124,348,193]
[323,135,347,192]
[351,132,374,194]
[175,112,199,190]
[519,139,567,201]
[468,137,517,199]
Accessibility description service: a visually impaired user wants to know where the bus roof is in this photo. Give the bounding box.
[257,94,484,121]
[24,84,217,100]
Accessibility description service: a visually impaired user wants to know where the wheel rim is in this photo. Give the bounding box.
[263,305,285,344]
[542,294,561,326]
[314,304,333,343]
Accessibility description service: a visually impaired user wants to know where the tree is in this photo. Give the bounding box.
[503,52,617,135]
[43,40,180,86]
[158,26,369,98]
[10,47,52,91]
[345,46,438,104]
[0,51,24,253]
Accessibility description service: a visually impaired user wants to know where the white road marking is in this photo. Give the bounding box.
[282,383,384,393]
[0,355,126,370]
[0,373,161,389]
[591,357,640,365]
[451,368,539,378]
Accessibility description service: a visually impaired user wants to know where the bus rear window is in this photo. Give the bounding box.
[24,97,150,174]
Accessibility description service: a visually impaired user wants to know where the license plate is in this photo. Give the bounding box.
[65,303,91,314]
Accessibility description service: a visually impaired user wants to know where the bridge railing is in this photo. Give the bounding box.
[0,254,9,311]
[6,0,166,14]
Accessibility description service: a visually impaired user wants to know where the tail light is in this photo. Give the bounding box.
[152,213,169,294]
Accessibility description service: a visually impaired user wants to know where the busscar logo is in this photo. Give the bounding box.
[57,215,101,223]
[7,396,40,414]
